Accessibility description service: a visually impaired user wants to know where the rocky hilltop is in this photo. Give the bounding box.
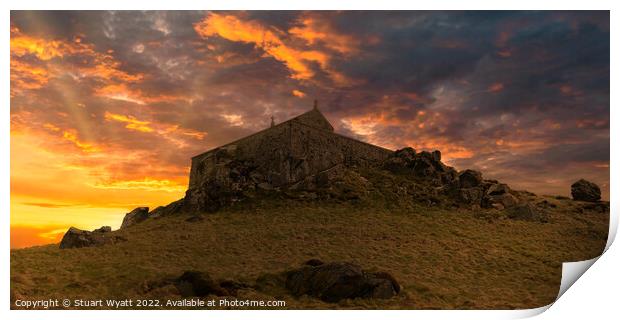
[59,142,607,249]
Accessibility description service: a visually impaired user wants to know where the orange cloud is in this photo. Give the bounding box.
[341,114,475,161]
[10,29,67,60]
[62,130,101,153]
[221,113,244,127]
[341,109,476,162]
[289,15,364,55]
[95,83,187,105]
[43,123,61,132]
[411,140,475,160]
[488,82,504,92]
[492,138,548,152]
[194,13,356,85]
[194,13,321,80]
[96,84,147,105]
[10,59,49,96]
[89,178,186,193]
[497,49,512,57]
[10,27,143,96]
[104,111,207,145]
[576,119,608,129]
[104,111,154,132]
[11,225,66,248]
[292,89,306,98]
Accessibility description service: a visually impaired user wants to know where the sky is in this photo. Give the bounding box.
[10,11,609,248]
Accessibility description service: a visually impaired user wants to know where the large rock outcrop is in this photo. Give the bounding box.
[385,148,524,210]
[285,261,400,302]
[178,141,529,215]
[156,144,532,216]
[571,179,601,202]
[149,199,184,218]
[59,226,124,249]
[383,148,458,186]
[120,207,150,229]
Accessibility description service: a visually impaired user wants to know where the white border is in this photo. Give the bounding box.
[2,1,616,319]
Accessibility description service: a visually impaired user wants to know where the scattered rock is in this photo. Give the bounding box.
[505,203,548,223]
[458,170,483,188]
[485,193,519,209]
[120,207,149,229]
[175,271,230,297]
[59,226,120,249]
[571,179,601,202]
[285,262,400,302]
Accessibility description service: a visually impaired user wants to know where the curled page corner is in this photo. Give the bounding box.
[521,255,602,318]
[532,204,616,314]
[556,257,599,299]
[552,202,616,303]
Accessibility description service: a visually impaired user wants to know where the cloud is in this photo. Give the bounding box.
[62,130,102,153]
[288,13,370,55]
[22,202,82,208]
[89,178,186,193]
[11,225,66,248]
[104,111,207,144]
[292,89,306,98]
[193,12,355,85]
[105,111,154,132]
[10,26,143,98]
[487,82,504,92]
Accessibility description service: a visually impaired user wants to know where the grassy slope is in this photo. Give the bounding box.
[11,192,608,310]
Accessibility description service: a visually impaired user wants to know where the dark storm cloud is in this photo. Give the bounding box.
[10,10,609,199]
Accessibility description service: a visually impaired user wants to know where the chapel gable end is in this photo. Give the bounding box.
[292,102,334,132]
